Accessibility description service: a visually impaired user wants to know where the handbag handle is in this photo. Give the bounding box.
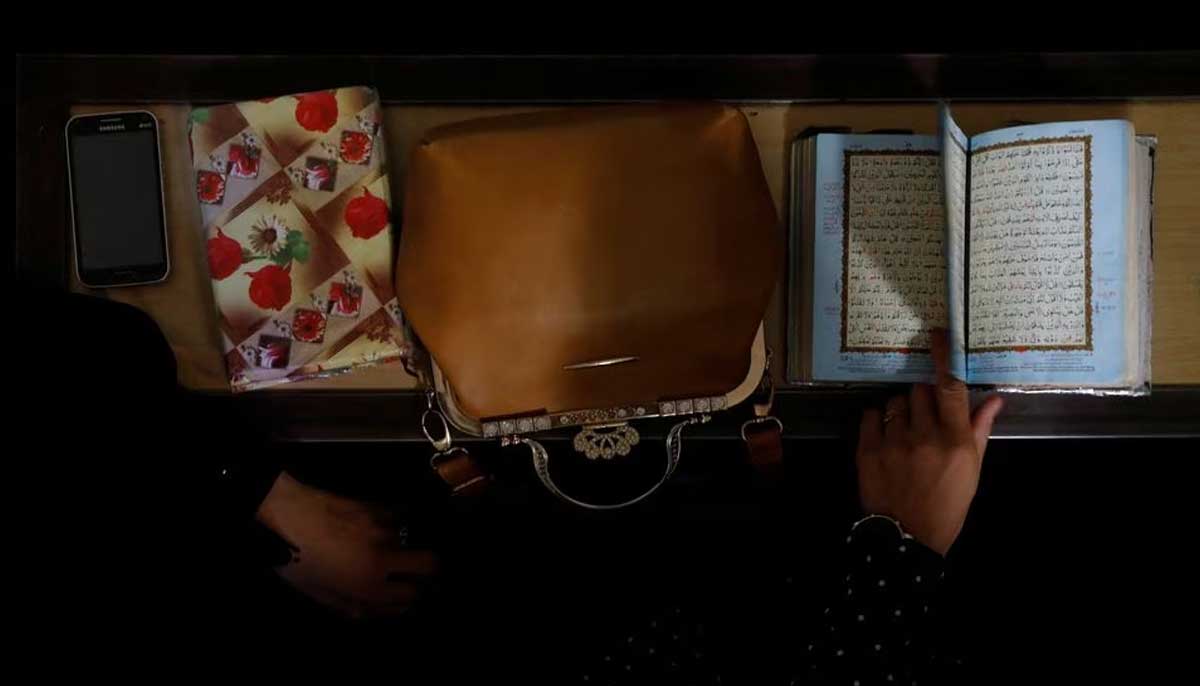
[519,416,709,511]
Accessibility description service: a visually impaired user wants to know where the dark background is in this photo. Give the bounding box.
[237,435,1199,682]
[15,42,1200,679]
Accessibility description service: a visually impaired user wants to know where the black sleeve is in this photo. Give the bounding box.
[181,388,289,568]
[574,602,723,686]
[19,292,287,636]
[794,515,957,685]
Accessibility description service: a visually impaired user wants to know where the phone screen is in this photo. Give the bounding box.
[69,117,168,283]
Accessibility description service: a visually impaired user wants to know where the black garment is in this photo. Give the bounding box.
[16,293,476,664]
[18,292,953,682]
[797,516,953,685]
[13,292,369,667]
[577,517,954,685]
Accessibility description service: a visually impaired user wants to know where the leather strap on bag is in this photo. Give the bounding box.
[431,448,490,498]
[741,350,784,482]
[404,343,491,499]
[743,418,784,479]
[418,386,491,498]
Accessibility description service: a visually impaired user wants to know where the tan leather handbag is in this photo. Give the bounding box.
[397,104,783,508]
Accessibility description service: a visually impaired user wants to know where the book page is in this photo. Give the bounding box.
[810,134,943,382]
[940,106,969,380]
[843,151,947,351]
[967,120,1134,385]
[1132,136,1156,391]
[970,137,1092,350]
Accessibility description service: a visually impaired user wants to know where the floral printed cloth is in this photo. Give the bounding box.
[189,87,404,392]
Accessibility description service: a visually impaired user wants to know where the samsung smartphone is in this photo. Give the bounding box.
[66,111,170,288]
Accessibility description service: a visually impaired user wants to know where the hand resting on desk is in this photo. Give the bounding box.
[256,471,440,620]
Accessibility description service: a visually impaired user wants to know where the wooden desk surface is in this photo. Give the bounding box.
[71,101,1200,389]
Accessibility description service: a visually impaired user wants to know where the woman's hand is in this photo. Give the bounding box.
[256,472,439,619]
[855,329,1005,556]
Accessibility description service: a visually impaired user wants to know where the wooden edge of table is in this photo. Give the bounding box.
[195,386,1200,442]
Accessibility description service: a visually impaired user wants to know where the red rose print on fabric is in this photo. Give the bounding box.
[291,308,327,344]
[344,188,389,239]
[294,91,339,133]
[247,264,293,311]
[339,130,373,165]
[197,170,226,204]
[327,282,362,318]
[216,215,310,307]
[228,144,260,179]
[207,227,243,280]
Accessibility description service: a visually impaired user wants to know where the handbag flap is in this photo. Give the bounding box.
[397,104,781,420]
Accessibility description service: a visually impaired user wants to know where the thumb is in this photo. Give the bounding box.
[970,396,1005,457]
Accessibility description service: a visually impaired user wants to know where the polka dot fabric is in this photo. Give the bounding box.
[794,516,952,685]
[577,517,959,685]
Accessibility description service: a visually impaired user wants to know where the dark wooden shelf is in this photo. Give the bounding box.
[18,53,1200,106]
[201,385,1200,442]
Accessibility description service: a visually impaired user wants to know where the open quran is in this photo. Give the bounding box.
[787,107,1153,392]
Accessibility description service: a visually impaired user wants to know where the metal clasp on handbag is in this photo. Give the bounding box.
[573,422,641,460]
[514,414,711,511]
[421,389,489,496]
[420,388,454,456]
[741,347,782,439]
